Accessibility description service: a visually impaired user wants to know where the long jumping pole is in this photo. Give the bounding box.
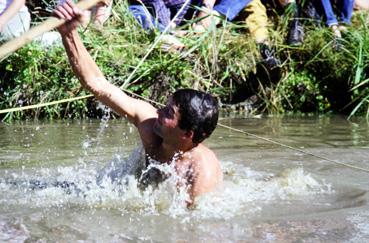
[0,0,103,61]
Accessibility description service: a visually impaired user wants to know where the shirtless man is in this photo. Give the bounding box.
[54,0,222,204]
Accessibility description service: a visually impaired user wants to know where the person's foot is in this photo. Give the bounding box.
[287,20,304,46]
[284,2,304,46]
[305,1,321,22]
[160,34,185,53]
[192,24,207,33]
[259,43,280,70]
[192,10,220,34]
[338,24,349,37]
[330,25,343,50]
[331,24,342,38]
[173,30,188,37]
[332,27,343,50]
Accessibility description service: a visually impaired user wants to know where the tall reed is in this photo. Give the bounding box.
[0,0,368,120]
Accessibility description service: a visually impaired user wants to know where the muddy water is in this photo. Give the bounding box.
[0,115,368,242]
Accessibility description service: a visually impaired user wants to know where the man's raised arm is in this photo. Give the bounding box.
[54,0,157,125]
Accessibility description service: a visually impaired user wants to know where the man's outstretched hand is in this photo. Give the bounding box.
[53,0,86,35]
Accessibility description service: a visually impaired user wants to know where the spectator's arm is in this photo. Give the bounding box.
[0,0,26,31]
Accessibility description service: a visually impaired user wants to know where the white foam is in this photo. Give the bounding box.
[0,217,30,242]
[0,158,332,220]
[193,164,333,220]
[346,211,369,242]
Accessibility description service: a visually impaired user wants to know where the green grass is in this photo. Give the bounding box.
[1,0,369,120]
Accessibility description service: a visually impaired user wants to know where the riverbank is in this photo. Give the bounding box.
[1,1,368,121]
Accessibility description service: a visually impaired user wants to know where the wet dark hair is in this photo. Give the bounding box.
[172,89,219,144]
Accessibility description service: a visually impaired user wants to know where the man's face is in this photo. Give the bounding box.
[153,98,186,142]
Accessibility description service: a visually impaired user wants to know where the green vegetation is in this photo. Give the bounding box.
[0,0,368,121]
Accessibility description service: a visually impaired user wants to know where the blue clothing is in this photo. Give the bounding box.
[213,0,252,21]
[319,0,354,26]
[129,5,166,31]
[128,0,193,31]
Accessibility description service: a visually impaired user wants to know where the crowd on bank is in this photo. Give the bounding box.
[0,0,112,46]
[1,0,368,66]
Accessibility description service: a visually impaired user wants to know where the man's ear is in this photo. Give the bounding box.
[183,130,194,140]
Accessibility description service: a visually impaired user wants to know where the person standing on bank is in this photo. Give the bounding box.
[53,0,223,204]
[318,0,354,38]
[0,0,30,41]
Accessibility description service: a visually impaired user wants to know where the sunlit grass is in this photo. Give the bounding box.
[0,0,368,120]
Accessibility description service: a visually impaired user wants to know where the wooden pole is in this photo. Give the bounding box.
[0,0,103,61]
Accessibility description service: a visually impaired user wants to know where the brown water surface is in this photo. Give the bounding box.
[0,115,368,242]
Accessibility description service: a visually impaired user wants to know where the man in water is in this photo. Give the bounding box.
[53,0,222,204]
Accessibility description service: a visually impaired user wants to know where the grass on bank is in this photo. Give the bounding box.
[0,0,368,121]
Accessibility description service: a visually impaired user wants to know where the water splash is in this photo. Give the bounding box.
[0,154,332,221]
[347,210,369,242]
[192,163,333,220]
[0,217,30,242]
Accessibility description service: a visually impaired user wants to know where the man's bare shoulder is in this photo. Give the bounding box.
[185,144,223,195]
[191,143,219,163]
